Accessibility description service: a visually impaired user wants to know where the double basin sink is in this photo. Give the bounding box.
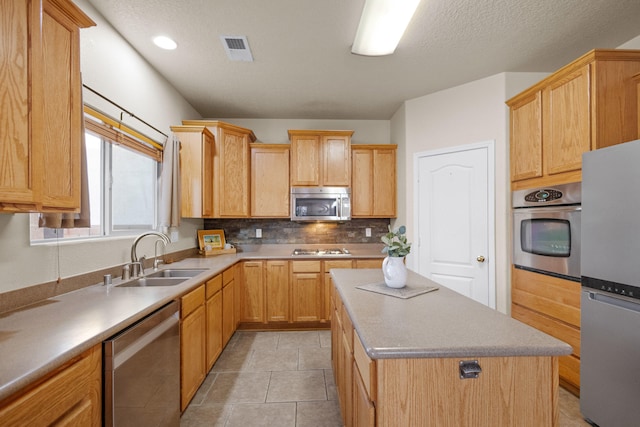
[117,269,208,287]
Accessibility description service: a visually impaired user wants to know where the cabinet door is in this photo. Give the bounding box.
[322,135,350,186]
[251,145,290,217]
[240,261,265,323]
[324,260,353,322]
[174,126,214,218]
[222,278,235,345]
[353,365,375,427]
[206,290,223,370]
[340,329,354,426]
[290,135,321,186]
[180,304,206,411]
[219,127,250,217]
[291,272,323,322]
[266,260,290,322]
[351,149,373,216]
[373,148,396,216]
[543,65,590,176]
[510,91,543,182]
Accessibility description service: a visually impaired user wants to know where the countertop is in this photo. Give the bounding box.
[331,268,573,359]
[0,244,384,402]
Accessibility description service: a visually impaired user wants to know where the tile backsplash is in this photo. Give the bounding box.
[203,218,391,246]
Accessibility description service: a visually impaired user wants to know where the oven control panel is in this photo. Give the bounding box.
[524,189,563,203]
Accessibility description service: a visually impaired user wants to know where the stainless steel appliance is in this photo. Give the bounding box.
[512,181,581,281]
[292,248,351,256]
[104,301,180,426]
[581,140,640,427]
[291,187,350,221]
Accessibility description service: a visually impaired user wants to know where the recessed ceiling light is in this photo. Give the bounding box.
[153,35,177,50]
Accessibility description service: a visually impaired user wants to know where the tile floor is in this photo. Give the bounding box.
[181,330,589,426]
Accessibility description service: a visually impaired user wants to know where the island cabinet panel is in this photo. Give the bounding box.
[508,49,640,190]
[240,261,266,323]
[265,260,290,322]
[251,144,290,217]
[0,344,101,426]
[351,145,397,218]
[291,261,323,322]
[172,126,215,218]
[324,260,354,322]
[289,130,353,187]
[375,356,557,427]
[511,267,581,393]
[0,0,94,212]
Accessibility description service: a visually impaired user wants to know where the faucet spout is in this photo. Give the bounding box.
[131,231,171,263]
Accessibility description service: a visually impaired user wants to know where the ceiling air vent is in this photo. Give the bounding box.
[220,35,254,62]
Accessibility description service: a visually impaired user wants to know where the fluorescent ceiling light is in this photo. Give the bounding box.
[352,0,421,56]
[153,35,177,50]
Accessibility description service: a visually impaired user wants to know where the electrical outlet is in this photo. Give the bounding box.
[170,230,179,242]
[365,228,372,237]
[256,228,262,238]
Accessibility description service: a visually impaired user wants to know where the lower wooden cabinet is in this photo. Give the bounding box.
[180,285,207,411]
[240,261,266,323]
[0,345,102,426]
[222,266,236,346]
[205,275,223,371]
[266,260,290,322]
[511,267,581,394]
[291,261,323,322]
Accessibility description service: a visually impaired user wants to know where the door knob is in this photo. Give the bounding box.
[476,255,485,263]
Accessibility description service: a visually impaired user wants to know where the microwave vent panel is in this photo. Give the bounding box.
[220,35,254,62]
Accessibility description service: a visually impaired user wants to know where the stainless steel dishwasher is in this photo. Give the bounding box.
[104,300,180,426]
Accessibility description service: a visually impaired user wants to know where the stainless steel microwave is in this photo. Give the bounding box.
[291,187,350,221]
[512,182,581,281]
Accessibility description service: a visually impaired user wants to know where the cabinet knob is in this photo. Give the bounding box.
[476,255,485,263]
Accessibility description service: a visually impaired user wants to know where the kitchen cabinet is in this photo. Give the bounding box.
[507,49,640,190]
[291,260,323,322]
[171,125,215,218]
[351,145,397,218]
[182,120,257,217]
[353,332,376,427]
[251,144,290,217]
[205,275,223,371]
[180,285,206,411]
[240,261,266,323]
[222,266,236,346]
[324,260,354,322]
[0,344,101,426]
[0,0,94,212]
[289,130,353,187]
[266,260,290,322]
[511,267,581,395]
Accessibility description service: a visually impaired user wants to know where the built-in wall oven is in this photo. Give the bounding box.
[512,181,581,281]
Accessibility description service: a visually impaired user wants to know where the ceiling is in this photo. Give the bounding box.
[87,0,640,120]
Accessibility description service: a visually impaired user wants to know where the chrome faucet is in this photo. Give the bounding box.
[153,239,167,270]
[130,231,171,276]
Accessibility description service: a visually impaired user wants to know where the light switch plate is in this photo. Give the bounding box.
[366,228,372,237]
[256,228,262,238]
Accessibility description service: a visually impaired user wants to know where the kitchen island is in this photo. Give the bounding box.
[330,268,572,427]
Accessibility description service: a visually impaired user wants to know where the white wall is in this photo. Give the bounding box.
[396,72,548,314]
[0,0,202,293]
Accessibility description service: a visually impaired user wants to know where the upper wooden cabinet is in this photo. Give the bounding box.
[0,0,94,212]
[251,144,290,217]
[288,130,352,187]
[507,49,640,189]
[182,120,257,217]
[171,126,214,218]
[351,145,397,218]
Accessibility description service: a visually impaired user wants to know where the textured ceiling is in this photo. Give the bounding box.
[86,0,640,120]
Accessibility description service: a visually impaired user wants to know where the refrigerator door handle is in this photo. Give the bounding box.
[587,290,640,313]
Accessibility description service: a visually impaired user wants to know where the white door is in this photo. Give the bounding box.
[414,141,495,308]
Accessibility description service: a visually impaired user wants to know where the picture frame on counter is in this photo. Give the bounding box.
[197,229,225,251]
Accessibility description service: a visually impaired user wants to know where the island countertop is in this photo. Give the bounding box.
[331,268,572,359]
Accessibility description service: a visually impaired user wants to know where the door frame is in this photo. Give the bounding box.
[412,140,496,308]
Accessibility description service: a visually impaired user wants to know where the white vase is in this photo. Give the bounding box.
[382,256,407,288]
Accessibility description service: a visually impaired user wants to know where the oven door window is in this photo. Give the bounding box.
[520,218,571,257]
[295,198,338,217]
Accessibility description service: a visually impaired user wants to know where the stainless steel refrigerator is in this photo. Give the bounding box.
[581,140,640,427]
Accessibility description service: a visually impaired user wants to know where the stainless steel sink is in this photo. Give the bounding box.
[145,269,208,278]
[117,277,189,287]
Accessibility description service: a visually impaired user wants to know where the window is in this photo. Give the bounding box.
[30,118,160,242]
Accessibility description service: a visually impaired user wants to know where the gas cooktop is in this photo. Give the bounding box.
[292,248,351,256]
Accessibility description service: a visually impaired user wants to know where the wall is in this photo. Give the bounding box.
[0,0,202,294]
[396,72,548,314]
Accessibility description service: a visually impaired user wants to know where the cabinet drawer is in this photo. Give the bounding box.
[206,275,222,299]
[223,267,234,286]
[353,332,376,401]
[325,260,354,271]
[341,304,353,352]
[512,303,580,357]
[292,260,321,273]
[182,285,205,318]
[559,353,580,390]
[355,259,383,269]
